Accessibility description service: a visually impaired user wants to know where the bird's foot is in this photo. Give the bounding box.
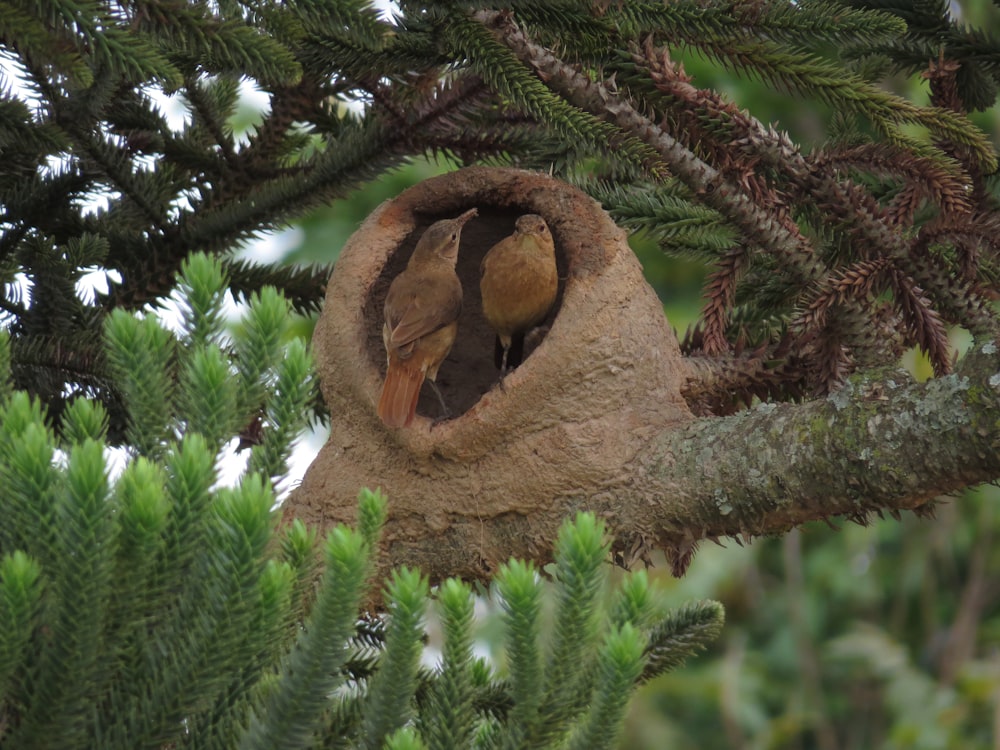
[427,381,452,424]
[494,367,512,392]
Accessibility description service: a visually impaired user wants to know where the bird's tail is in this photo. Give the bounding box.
[377,359,425,428]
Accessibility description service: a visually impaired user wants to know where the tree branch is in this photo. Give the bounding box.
[472,9,821,285]
[651,344,1000,572]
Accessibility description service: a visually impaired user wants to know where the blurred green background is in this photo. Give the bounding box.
[254,1,1000,745]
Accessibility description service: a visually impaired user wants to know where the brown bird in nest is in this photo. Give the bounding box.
[480,214,558,373]
[377,208,477,428]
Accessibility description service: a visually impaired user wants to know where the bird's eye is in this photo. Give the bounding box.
[451,233,457,241]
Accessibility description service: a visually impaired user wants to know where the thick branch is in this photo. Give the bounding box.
[654,345,1000,555]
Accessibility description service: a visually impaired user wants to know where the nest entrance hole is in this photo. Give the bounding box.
[363,207,569,421]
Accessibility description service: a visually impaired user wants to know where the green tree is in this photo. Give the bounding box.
[0,256,722,747]
[3,0,1000,747]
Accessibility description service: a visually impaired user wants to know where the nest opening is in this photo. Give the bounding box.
[362,206,569,421]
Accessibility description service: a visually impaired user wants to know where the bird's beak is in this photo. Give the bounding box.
[454,208,478,226]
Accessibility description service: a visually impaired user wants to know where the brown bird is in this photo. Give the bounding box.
[480,214,558,373]
[377,208,477,428]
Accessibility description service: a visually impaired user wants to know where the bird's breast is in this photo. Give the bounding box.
[480,248,558,334]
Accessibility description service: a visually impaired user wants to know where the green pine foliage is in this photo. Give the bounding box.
[419,579,477,750]
[358,568,431,749]
[564,623,645,750]
[533,515,612,745]
[493,560,544,749]
[240,521,370,750]
[3,0,997,426]
[104,251,315,485]
[102,312,179,458]
[0,392,723,747]
[3,0,999,746]
[0,262,722,745]
[0,552,42,701]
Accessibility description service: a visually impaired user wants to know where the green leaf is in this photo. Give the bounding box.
[181,344,239,450]
[421,578,476,750]
[531,512,610,745]
[565,623,646,750]
[359,567,429,750]
[357,487,389,555]
[104,311,178,458]
[0,551,43,700]
[641,600,725,683]
[60,397,110,446]
[5,438,113,748]
[178,252,229,349]
[495,559,543,749]
[241,524,370,750]
[246,337,314,485]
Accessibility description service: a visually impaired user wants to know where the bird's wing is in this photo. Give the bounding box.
[385,280,461,348]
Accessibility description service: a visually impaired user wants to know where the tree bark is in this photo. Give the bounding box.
[285,167,1000,583]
